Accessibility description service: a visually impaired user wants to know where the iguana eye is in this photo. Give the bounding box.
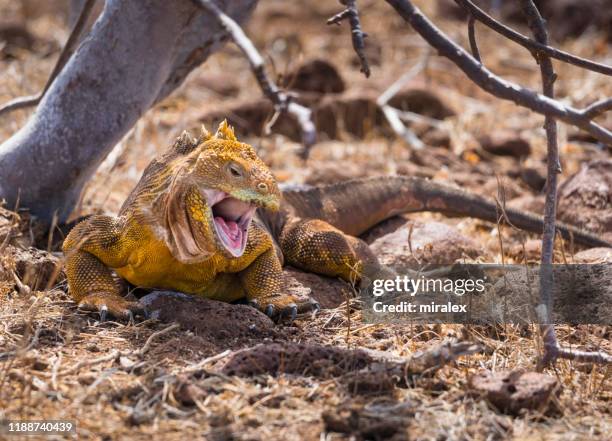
[228,163,244,178]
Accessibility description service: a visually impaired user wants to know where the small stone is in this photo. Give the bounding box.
[508,195,545,214]
[304,161,364,186]
[558,160,612,234]
[520,159,547,192]
[469,370,560,415]
[387,88,456,120]
[573,247,612,264]
[287,59,345,94]
[119,356,137,369]
[508,239,541,263]
[369,220,486,270]
[78,374,97,386]
[478,131,531,158]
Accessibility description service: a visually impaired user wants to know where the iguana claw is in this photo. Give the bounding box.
[288,304,298,321]
[310,300,321,318]
[253,297,319,322]
[99,305,108,322]
[265,304,275,318]
[77,292,147,322]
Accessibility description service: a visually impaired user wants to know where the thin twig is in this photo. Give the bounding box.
[0,94,41,116]
[177,349,232,375]
[520,0,559,365]
[54,350,120,377]
[135,323,180,357]
[581,98,612,119]
[467,15,481,63]
[385,0,612,145]
[11,270,31,296]
[0,0,96,117]
[455,0,612,76]
[396,109,445,129]
[552,347,612,364]
[327,0,371,77]
[519,0,610,367]
[377,54,429,149]
[0,327,41,361]
[193,0,316,155]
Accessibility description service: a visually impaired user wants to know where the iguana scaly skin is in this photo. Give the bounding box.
[63,121,611,320]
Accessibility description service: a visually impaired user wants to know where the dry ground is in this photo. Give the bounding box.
[0,1,611,440]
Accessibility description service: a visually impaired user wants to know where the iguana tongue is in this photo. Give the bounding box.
[214,216,242,249]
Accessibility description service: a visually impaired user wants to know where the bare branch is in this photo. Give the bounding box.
[519,0,559,366]
[517,0,611,368]
[455,0,612,76]
[467,15,481,63]
[327,8,351,25]
[0,94,41,117]
[553,346,612,364]
[581,98,612,119]
[385,0,611,367]
[0,0,96,117]
[327,0,371,77]
[377,54,429,149]
[193,0,316,153]
[384,0,612,145]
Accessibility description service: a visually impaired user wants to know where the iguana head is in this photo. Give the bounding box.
[160,120,280,262]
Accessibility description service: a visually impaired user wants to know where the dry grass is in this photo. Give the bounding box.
[1,0,611,440]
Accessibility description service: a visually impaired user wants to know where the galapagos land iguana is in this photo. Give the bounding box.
[63,121,611,321]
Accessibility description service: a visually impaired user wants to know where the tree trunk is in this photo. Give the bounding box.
[0,0,257,222]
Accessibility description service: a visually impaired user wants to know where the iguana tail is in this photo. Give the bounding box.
[280,176,610,248]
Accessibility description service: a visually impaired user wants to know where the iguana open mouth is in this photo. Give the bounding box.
[207,191,256,257]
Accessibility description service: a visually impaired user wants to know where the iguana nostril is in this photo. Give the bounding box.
[257,182,268,193]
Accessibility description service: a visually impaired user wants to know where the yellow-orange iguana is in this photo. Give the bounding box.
[63,121,611,321]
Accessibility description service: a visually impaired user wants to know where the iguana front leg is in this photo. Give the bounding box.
[63,215,144,320]
[239,246,317,320]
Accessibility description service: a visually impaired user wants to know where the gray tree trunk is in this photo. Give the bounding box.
[0,0,257,222]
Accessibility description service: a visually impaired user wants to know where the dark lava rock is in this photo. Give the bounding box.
[140,291,275,339]
[218,342,371,377]
[287,59,345,94]
[520,162,547,192]
[387,88,456,121]
[478,131,531,158]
